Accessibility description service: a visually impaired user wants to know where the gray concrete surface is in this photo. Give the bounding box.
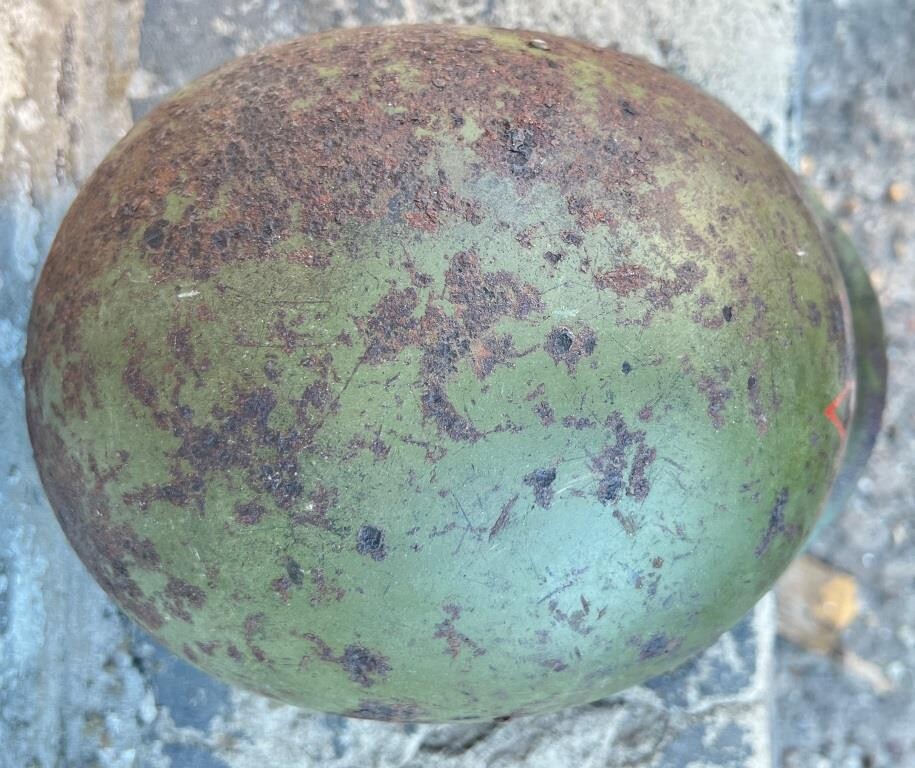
[6,1,902,766]
[775,1,915,766]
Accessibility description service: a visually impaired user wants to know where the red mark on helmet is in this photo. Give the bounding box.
[824,381,853,440]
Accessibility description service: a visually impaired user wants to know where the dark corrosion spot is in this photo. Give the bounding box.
[553,330,573,353]
[592,411,657,507]
[259,462,303,509]
[807,300,822,327]
[593,263,652,296]
[234,500,266,525]
[357,286,421,363]
[628,444,656,501]
[244,612,264,642]
[561,231,583,247]
[562,415,595,430]
[545,325,596,372]
[122,359,158,409]
[291,484,337,529]
[346,699,423,722]
[434,603,486,659]
[272,575,292,602]
[238,387,277,426]
[142,220,167,250]
[598,472,624,503]
[163,576,206,623]
[356,525,387,561]
[755,487,794,557]
[421,386,482,443]
[341,645,392,687]
[505,124,536,170]
[722,305,733,322]
[638,633,682,661]
[534,400,555,426]
[621,361,632,374]
[524,467,557,509]
[697,371,733,429]
[488,494,518,540]
[309,568,346,606]
[285,557,305,586]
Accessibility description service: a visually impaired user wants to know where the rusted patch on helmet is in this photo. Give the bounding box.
[302,635,392,687]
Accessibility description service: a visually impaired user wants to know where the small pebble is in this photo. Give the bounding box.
[139,690,158,724]
[886,660,906,684]
[886,181,908,203]
[840,196,860,215]
[799,155,816,176]
[868,269,885,291]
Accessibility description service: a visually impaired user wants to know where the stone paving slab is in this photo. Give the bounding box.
[775,2,915,766]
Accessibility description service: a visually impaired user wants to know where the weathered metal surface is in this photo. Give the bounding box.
[24,24,858,722]
[805,194,887,534]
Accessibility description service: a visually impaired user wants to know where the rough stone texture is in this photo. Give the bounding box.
[0,3,149,767]
[0,0,808,765]
[117,599,773,768]
[775,1,915,766]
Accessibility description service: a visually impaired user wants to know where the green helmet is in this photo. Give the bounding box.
[24,24,885,722]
